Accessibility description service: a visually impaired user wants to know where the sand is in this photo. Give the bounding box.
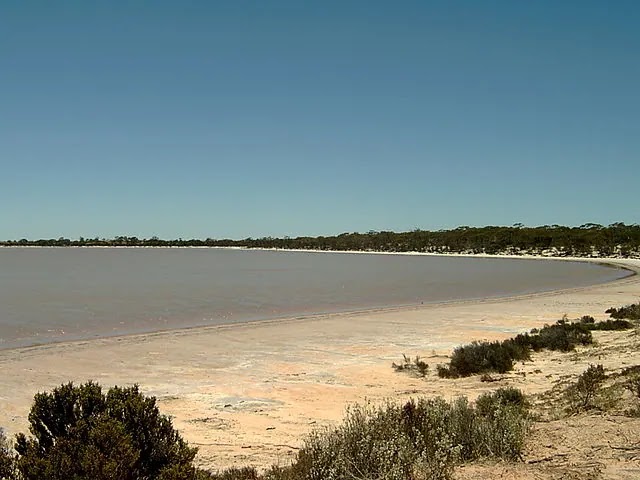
[1,256,639,475]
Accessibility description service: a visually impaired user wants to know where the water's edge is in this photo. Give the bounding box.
[1,253,636,355]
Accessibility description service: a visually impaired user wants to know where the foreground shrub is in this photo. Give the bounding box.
[567,364,607,411]
[13,382,200,480]
[606,302,640,320]
[283,391,529,480]
[0,430,16,480]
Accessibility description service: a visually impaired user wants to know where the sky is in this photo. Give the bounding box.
[1,1,639,240]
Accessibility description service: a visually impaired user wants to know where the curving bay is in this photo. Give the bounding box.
[0,247,631,349]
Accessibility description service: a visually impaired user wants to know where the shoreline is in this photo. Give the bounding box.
[1,257,639,470]
[0,252,634,353]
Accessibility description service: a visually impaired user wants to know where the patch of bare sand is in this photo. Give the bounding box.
[0,258,638,475]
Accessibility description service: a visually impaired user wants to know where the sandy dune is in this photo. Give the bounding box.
[0,257,639,474]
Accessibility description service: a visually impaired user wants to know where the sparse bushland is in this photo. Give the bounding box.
[1,384,531,480]
[436,309,635,379]
[4,223,639,258]
[208,391,530,480]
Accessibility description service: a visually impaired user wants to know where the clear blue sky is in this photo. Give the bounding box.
[2,1,638,240]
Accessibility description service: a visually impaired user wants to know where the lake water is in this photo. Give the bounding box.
[0,248,631,349]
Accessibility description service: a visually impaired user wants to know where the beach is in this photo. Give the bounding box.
[1,255,639,473]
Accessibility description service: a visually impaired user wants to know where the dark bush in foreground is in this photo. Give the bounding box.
[606,302,640,320]
[12,382,201,480]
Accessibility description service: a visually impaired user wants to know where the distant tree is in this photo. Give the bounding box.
[14,382,199,480]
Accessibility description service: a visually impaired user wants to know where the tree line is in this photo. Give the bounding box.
[2,223,639,257]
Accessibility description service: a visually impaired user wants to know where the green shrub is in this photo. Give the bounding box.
[286,392,529,480]
[606,302,640,320]
[475,388,528,418]
[587,319,634,331]
[528,321,593,352]
[567,364,607,411]
[13,382,199,480]
[437,318,604,379]
[446,340,523,377]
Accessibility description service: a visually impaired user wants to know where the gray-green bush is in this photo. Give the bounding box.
[285,390,529,480]
[567,364,607,411]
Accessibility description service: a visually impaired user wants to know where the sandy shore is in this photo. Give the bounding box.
[1,256,639,472]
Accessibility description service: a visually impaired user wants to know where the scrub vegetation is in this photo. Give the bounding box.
[436,307,637,378]
[1,303,638,479]
[0,388,531,480]
[3,223,639,258]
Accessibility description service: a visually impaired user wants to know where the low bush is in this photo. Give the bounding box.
[567,364,607,411]
[286,391,529,480]
[446,340,527,377]
[606,302,640,320]
[579,315,596,324]
[435,316,629,379]
[475,387,529,418]
[588,319,634,331]
[526,320,593,352]
[393,354,429,377]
